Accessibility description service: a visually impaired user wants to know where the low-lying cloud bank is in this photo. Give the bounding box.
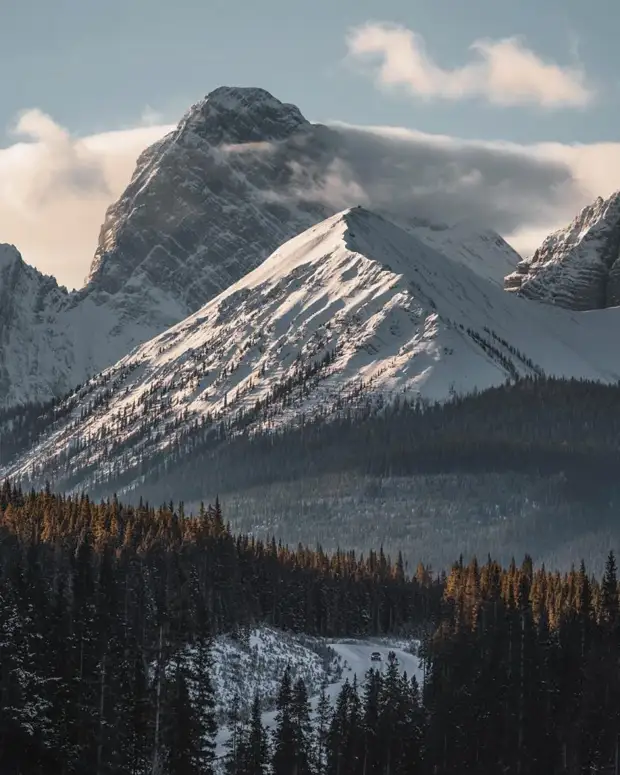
[1,108,619,289]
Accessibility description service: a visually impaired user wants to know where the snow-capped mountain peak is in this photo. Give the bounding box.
[5,208,620,494]
[181,86,310,143]
[0,243,23,271]
[505,190,620,309]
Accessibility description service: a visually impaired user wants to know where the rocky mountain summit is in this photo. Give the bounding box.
[505,191,620,310]
[85,86,328,314]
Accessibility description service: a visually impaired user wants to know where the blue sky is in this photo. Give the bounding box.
[1,0,617,144]
[1,0,620,287]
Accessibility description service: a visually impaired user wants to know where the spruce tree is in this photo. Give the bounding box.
[361,668,382,775]
[327,681,353,775]
[291,677,313,775]
[601,550,618,627]
[188,635,217,774]
[272,667,295,775]
[162,656,203,775]
[225,691,244,775]
[238,693,269,775]
[315,678,332,775]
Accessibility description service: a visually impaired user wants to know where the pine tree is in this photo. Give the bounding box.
[238,693,269,775]
[343,675,362,775]
[291,677,313,775]
[162,656,203,775]
[225,692,244,775]
[361,668,382,775]
[379,651,400,775]
[315,678,332,775]
[601,550,618,627]
[272,667,296,775]
[188,635,217,774]
[327,682,348,775]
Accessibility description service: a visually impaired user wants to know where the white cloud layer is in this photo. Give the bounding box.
[1,109,619,289]
[347,22,594,108]
[0,111,173,289]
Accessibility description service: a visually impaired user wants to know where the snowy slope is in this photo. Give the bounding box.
[505,191,620,309]
[0,243,185,408]
[183,627,341,722]
[4,207,620,493]
[399,219,518,287]
[0,86,518,409]
[237,640,423,743]
[209,627,422,755]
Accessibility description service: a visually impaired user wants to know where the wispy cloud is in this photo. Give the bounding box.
[347,22,595,108]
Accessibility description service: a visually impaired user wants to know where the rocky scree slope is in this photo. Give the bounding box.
[4,208,620,494]
[505,191,620,310]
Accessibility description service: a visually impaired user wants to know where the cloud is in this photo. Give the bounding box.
[347,22,594,108]
[0,112,173,289]
[293,124,579,238]
[1,108,619,290]
[11,109,111,205]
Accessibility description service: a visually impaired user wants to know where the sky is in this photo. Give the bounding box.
[1,0,620,288]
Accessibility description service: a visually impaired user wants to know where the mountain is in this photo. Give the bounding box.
[0,243,176,409]
[0,245,72,405]
[505,191,620,309]
[0,86,519,409]
[4,207,620,494]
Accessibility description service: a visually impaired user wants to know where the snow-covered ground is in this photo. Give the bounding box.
[211,627,423,755]
[209,627,341,721]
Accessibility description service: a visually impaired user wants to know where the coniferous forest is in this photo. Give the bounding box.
[5,377,620,572]
[3,482,620,773]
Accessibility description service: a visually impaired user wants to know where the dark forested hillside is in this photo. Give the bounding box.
[3,484,620,773]
[131,377,620,572]
[4,377,620,571]
[0,391,79,467]
[68,377,620,498]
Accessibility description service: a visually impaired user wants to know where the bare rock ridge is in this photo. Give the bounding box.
[505,191,620,310]
[0,245,74,403]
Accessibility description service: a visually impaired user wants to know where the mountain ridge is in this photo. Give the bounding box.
[505,190,620,309]
[4,207,620,494]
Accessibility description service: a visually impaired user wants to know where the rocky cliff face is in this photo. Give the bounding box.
[0,245,72,405]
[505,192,620,310]
[86,85,519,323]
[0,242,164,408]
[85,86,331,318]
